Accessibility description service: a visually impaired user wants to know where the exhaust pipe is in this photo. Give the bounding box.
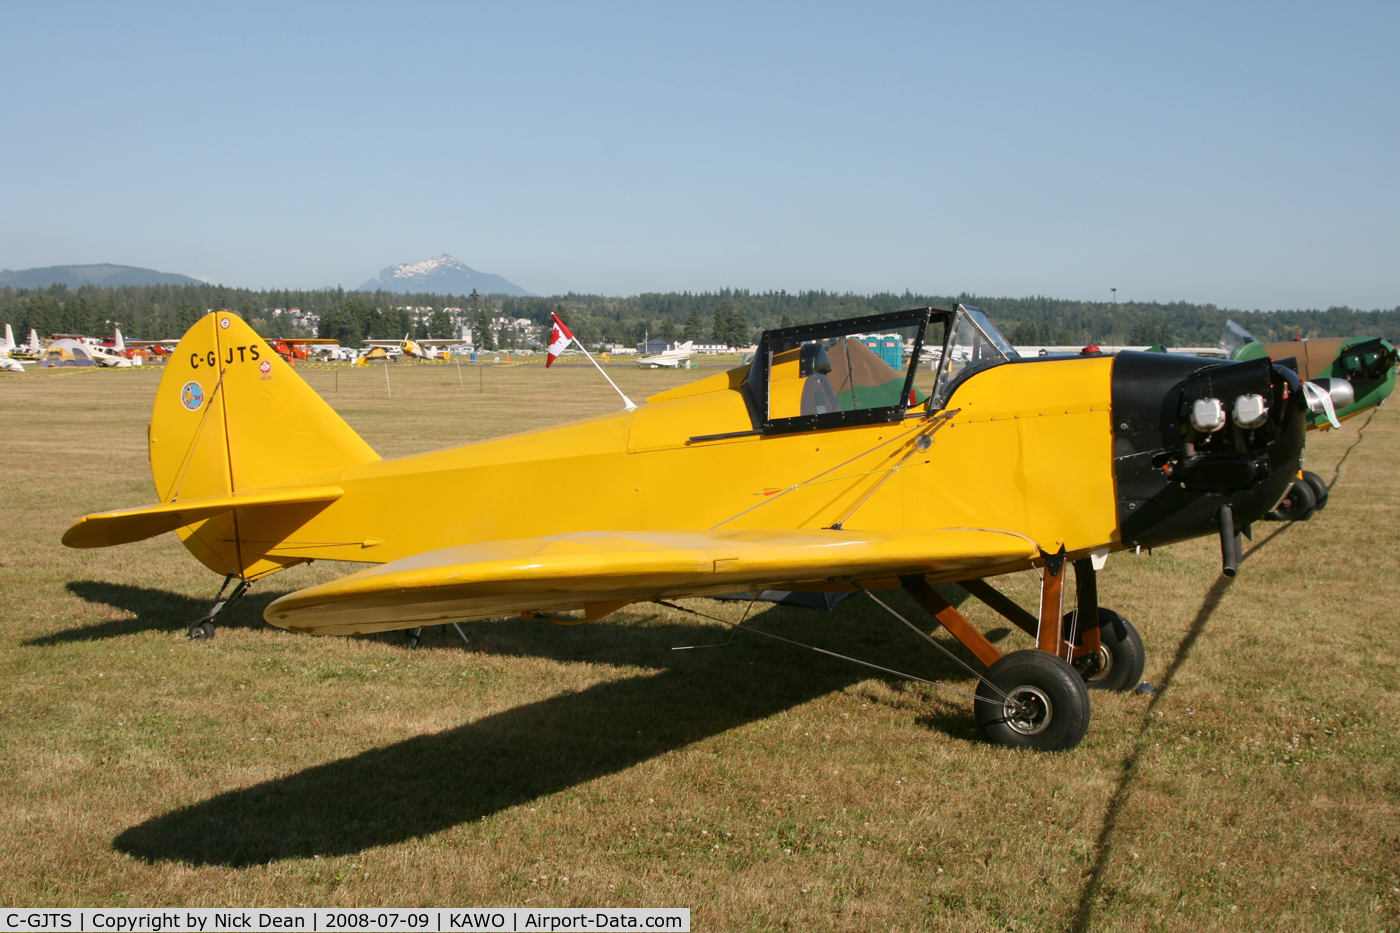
[1218,505,1241,577]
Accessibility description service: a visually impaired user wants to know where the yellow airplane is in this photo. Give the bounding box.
[63,306,1308,750]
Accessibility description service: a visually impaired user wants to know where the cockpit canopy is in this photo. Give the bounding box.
[748,305,1018,434]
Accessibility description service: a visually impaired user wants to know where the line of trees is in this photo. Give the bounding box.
[2,281,1398,349]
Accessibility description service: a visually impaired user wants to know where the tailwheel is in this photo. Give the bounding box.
[1066,608,1145,692]
[976,650,1090,751]
[188,621,215,641]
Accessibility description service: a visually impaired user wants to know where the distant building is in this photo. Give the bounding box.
[287,308,319,331]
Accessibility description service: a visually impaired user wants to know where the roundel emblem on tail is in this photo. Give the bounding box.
[180,381,205,411]
[220,317,231,329]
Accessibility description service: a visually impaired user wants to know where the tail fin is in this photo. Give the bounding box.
[150,312,379,577]
[27,329,40,352]
[1,324,13,351]
[113,328,125,353]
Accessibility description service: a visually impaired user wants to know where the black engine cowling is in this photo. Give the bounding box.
[1111,352,1307,550]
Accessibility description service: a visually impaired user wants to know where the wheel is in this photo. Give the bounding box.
[188,621,215,641]
[975,650,1091,752]
[1266,478,1316,522]
[1301,470,1329,511]
[1065,608,1145,692]
[405,628,422,649]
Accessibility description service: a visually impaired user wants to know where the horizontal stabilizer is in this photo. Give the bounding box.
[62,486,344,549]
[264,527,1038,635]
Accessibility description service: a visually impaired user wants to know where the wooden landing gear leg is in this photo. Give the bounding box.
[900,576,1002,667]
[1037,547,1069,656]
[960,557,1144,693]
[1065,558,1145,692]
[1071,557,1102,662]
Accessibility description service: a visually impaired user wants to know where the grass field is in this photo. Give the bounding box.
[1,359,1397,931]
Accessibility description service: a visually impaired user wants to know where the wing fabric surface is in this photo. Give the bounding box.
[264,527,1037,635]
[62,486,344,549]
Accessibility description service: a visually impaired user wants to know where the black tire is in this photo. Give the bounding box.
[975,650,1091,752]
[1065,608,1146,692]
[188,621,215,641]
[1301,470,1329,511]
[1267,478,1316,522]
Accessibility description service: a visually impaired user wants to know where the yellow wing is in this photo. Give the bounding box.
[263,527,1037,635]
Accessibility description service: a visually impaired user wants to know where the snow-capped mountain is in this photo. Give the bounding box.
[356,255,532,296]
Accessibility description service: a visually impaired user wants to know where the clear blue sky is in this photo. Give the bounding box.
[1,2,1395,309]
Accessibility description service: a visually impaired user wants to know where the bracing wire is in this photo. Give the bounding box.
[710,410,958,530]
[654,598,1016,710]
[847,580,1016,704]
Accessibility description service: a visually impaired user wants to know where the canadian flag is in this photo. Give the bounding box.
[545,313,575,368]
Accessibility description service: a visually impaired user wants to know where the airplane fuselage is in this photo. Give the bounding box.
[160,341,1302,591]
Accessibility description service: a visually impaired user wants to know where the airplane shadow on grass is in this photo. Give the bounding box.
[25,581,288,646]
[114,597,994,867]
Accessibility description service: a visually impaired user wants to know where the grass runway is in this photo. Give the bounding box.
[1,360,1397,930]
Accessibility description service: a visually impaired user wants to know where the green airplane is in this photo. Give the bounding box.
[1222,320,1397,520]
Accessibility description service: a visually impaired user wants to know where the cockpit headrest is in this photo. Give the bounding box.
[799,342,832,376]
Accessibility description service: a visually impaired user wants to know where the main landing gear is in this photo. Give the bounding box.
[1066,607,1146,691]
[902,551,1144,752]
[976,651,1091,750]
[1266,470,1328,522]
[187,574,251,641]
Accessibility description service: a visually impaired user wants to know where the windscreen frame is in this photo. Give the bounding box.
[929,304,1020,408]
[747,308,946,435]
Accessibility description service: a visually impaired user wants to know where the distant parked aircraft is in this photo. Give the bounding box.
[1222,320,1397,432]
[0,325,24,372]
[267,338,341,364]
[84,336,135,368]
[637,340,695,368]
[363,335,469,360]
[1011,344,1225,358]
[8,328,45,360]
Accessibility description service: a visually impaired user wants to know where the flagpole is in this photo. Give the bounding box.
[549,313,636,411]
[573,338,637,410]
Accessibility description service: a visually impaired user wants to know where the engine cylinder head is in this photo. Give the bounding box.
[1190,397,1227,433]
[1233,393,1269,429]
